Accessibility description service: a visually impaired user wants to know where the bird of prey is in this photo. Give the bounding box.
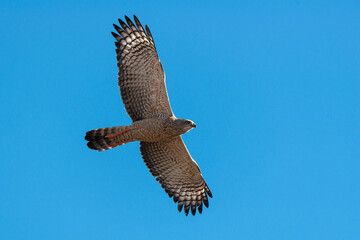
[85,15,212,216]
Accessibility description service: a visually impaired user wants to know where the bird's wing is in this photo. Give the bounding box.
[112,15,173,121]
[140,136,212,216]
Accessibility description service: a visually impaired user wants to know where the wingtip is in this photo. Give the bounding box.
[145,24,150,33]
[111,31,119,39]
[177,202,184,212]
[203,198,209,208]
[118,18,128,29]
[184,204,190,216]
[112,24,122,34]
[198,203,203,214]
[191,205,196,216]
[206,185,213,198]
[124,15,131,22]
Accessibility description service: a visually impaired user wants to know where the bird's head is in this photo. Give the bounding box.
[174,118,197,134]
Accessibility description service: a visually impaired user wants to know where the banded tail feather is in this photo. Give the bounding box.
[85,126,131,151]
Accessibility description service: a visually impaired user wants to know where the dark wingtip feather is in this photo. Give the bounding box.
[118,18,128,30]
[178,202,184,212]
[111,31,119,39]
[191,204,196,216]
[207,187,213,198]
[118,18,125,25]
[184,204,190,216]
[198,202,203,214]
[133,15,140,24]
[145,25,151,37]
[124,15,132,25]
[203,198,209,208]
[112,24,124,36]
[133,15,146,38]
[145,24,155,48]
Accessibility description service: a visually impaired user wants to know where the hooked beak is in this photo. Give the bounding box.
[191,122,197,128]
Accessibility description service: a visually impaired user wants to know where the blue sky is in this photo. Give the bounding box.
[1,1,359,239]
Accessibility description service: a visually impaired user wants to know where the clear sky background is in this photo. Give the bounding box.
[1,1,359,239]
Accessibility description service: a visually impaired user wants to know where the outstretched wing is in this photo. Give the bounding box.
[112,15,173,121]
[140,136,212,216]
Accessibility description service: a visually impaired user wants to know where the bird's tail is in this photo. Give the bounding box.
[85,126,135,151]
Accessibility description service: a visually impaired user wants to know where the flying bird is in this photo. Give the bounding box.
[85,15,212,216]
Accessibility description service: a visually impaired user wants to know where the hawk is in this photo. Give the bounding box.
[85,15,212,216]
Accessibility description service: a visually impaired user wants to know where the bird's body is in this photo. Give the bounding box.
[86,116,196,149]
[85,15,212,216]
